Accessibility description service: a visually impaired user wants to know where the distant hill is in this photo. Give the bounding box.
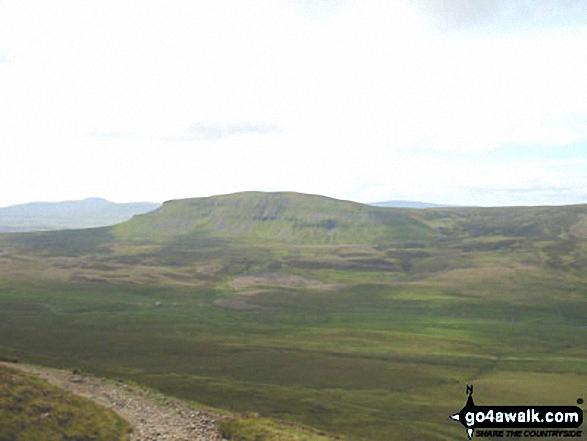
[7,192,587,250]
[113,191,436,245]
[369,200,457,208]
[0,198,160,232]
[108,191,587,264]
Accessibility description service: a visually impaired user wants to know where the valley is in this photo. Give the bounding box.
[0,192,585,440]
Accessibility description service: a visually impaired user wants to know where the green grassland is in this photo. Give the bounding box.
[219,413,342,441]
[0,364,130,441]
[0,192,585,440]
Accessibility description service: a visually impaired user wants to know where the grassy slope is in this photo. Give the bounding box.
[218,413,342,441]
[0,192,586,440]
[0,364,130,441]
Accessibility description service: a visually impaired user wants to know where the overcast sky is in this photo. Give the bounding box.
[1,0,587,207]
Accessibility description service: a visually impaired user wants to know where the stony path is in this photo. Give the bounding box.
[1,362,228,441]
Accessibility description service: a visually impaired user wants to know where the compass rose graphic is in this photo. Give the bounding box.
[449,385,476,439]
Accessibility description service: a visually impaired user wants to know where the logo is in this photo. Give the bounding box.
[450,385,583,439]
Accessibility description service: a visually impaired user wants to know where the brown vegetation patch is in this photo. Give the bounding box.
[229,272,342,292]
[423,265,538,287]
[214,298,267,310]
[238,289,270,297]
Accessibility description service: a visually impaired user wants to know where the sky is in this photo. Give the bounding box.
[1,0,587,207]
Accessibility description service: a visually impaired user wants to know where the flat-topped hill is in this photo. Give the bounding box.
[107,191,587,254]
[112,191,435,245]
[4,192,587,268]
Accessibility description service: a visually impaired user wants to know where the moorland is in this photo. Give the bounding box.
[0,191,585,440]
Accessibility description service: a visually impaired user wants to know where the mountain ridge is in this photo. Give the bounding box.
[5,192,587,248]
[112,191,436,245]
[0,198,160,232]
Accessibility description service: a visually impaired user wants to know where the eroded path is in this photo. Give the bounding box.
[1,362,227,441]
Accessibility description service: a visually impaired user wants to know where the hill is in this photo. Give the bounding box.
[0,191,585,441]
[105,192,587,275]
[113,191,435,245]
[0,198,160,232]
[115,191,587,245]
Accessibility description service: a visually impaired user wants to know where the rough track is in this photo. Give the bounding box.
[1,362,227,441]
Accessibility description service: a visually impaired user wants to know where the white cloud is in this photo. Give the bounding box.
[187,123,281,141]
[0,0,586,206]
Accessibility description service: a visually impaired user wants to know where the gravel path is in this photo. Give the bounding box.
[1,362,228,441]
